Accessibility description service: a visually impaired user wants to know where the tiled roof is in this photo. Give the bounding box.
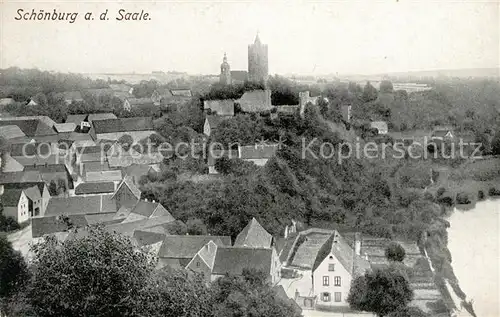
[1,188,24,207]
[74,182,116,195]
[82,161,110,174]
[32,215,88,238]
[87,113,117,122]
[312,231,371,276]
[23,185,41,201]
[0,125,25,139]
[0,116,55,128]
[111,176,141,200]
[203,100,235,116]
[0,171,42,184]
[0,119,55,137]
[133,230,166,246]
[65,114,87,125]
[93,117,154,134]
[212,247,273,275]
[85,213,124,225]
[130,200,173,219]
[158,235,230,259]
[54,123,76,133]
[105,215,176,237]
[85,170,123,182]
[237,90,272,113]
[234,217,273,248]
[2,182,47,196]
[45,195,117,216]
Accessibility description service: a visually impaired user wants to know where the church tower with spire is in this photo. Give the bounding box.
[219,52,232,85]
[248,32,268,83]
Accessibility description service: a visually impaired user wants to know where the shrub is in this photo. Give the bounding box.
[455,192,471,205]
[385,242,406,262]
[477,190,485,201]
[488,187,500,196]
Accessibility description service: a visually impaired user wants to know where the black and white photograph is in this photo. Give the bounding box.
[0,1,499,316]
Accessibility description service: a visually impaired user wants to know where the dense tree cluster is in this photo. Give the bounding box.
[0,227,300,317]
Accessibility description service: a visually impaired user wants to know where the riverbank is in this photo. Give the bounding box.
[447,200,499,317]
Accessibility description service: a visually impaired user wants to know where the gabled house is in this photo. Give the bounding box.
[90,117,155,142]
[311,231,370,309]
[2,182,50,217]
[211,247,281,284]
[185,240,219,282]
[24,164,74,190]
[203,99,235,116]
[0,188,30,223]
[122,200,174,223]
[234,217,274,248]
[44,194,117,216]
[157,235,231,269]
[123,98,155,112]
[66,113,117,133]
[0,118,56,137]
[236,89,273,113]
[110,176,142,210]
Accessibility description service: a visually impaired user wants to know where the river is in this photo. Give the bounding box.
[447,200,500,317]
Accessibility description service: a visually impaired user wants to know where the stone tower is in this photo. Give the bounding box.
[219,52,231,85]
[248,33,268,83]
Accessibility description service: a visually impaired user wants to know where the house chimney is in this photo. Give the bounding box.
[354,232,361,256]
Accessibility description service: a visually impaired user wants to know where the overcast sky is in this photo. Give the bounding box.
[1,0,498,75]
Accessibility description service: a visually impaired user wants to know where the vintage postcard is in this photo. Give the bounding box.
[0,0,499,316]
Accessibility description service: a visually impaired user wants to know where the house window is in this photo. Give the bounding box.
[334,292,342,302]
[196,262,200,267]
[334,276,341,286]
[328,264,335,271]
[322,276,329,286]
[321,292,331,302]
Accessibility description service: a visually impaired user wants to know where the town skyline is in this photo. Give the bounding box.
[1,0,498,76]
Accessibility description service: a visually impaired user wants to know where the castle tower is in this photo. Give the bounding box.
[248,33,268,83]
[219,52,231,85]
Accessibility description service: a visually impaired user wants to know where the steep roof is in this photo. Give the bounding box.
[65,114,87,125]
[239,144,279,160]
[130,200,173,219]
[105,215,176,236]
[312,231,371,276]
[85,170,123,182]
[32,215,88,238]
[0,125,25,139]
[212,247,273,275]
[74,182,116,195]
[158,235,230,259]
[203,100,235,116]
[2,182,47,196]
[205,115,231,132]
[0,171,42,184]
[87,113,117,122]
[45,195,117,216]
[111,176,141,200]
[0,119,55,137]
[54,123,76,133]
[93,117,154,134]
[234,217,273,248]
[1,188,24,207]
[133,230,166,246]
[237,90,272,113]
[23,185,41,201]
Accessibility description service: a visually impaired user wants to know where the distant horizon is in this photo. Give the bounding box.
[1,1,498,76]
